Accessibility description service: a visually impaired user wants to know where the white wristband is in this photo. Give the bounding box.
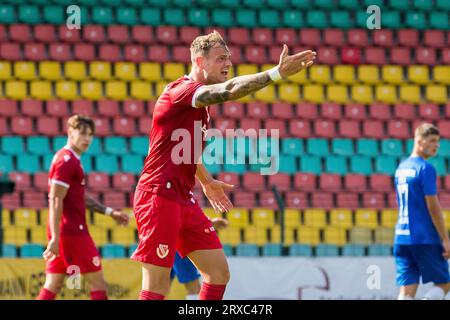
[105,207,113,216]
[268,67,282,82]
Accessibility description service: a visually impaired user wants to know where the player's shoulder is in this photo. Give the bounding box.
[52,147,80,168]
[167,76,201,90]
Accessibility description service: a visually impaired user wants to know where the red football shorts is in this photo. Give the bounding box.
[45,235,102,274]
[131,189,223,268]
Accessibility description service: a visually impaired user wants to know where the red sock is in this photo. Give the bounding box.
[36,288,56,300]
[90,290,108,300]
[139,290,165,300]
[199,283,226,300]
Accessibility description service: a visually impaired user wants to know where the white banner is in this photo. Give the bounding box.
[225,257,445,300]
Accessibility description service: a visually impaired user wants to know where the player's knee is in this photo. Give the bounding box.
[44,279,64,293]
[203,266,230,285]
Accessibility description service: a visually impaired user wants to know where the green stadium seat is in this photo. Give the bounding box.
[325,156,348,175]
[300,156,322,174]
[42,154,53,171]
[405,12,427,30]
[388,0,409,10]
[104,137,128,155]
[236,243,259,256]
[439,140,450,157]
[125,0,146,5]
[267,0,289,9]
[117,7,137,25]
[342,244,365,257]
[307,139,329,156]
[43,6,65,24]
[203,162,222,175]
[283,10,305,28]
[95,155,119,174]
[212,9,234,27]
[17,154,41,173]
[79,6,90,25]
[219,0,241,8]
[100,0,122,4]
[27,137,51,155]
[259,10,282,28]
[147,0,171,7]
[382,11,402,29]
[163,8,186,26]
[128,243,138,257]
[375,156,398,175]
[0,155,14,173]
[350,156,373,175]
[92,7,114,25]
[140,8,161,26]
[357,139,379,157]
[368,244,391,256]
[413,0,434,11]
[428,157,447,176]
[0,5,16,24]
[81,155,93,173]
[29,0,50,4]
[188,8,210,27]
[291,0,311,8]
[436,0,450,10]
[429,12,450,30]
[222,244,233,256]
[52,136,67,152]
[332,139,354,156]
[330,11,354,29]
[130,136,149,156]
[355,11,368,29]
[121,154,143,174]
[102,244,126,258]
[277,155,298,174]
[85,138,102,155]
[243,0,263,7]
[316,0,335,8]
[77,0,99,5]
[236,9,257,28]
[381,139,404,156]
[21,244,44,258]
[288,244,313,257]
[339,0,359,9]
[315,244,339,256]
[223,163,246,174]
[1,244,17,257]
[363,0,384,6]
[2,137,24,155]
[307,10,328,29]
[18,5,42,24]
[282,138,304,156]
[262,243,282,256]
[405,139,414,154]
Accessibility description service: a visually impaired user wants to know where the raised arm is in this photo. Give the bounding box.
[194,45,316,108]
[425,195,450,259]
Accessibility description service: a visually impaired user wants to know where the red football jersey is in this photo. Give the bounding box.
[48,146,88,236]
[137,76,210,205]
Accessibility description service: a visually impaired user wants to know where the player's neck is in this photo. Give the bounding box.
[411,149,429,160]
[188,68,206,84]
[66,143,83,158]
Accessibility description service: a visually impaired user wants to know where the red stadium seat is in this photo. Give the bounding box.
[245,46,267,64]
[311,192,334,209]
[124,45,146,62]
[437,121,450,138]
[34,25,56,43]
[123,100,145,117]
[247,102,269,119]
[437,177,442,191]
[72,100,95,116]
[21,99,43,117]
[324,29,344,47]
[387,120,410,139]
[272,102,294,119]
[49,43,72,61]
[347,29,368,47]
[147,45,170,63]
[344,103,366,120]
[344,174,367,191]
[9,25,31,42]
[314,119,336,138]
[285,191,308,209]
[0,25,6,42]
[93,117,111,137]
[208,104,221,118]
[0,117,8,135]
[370,174,393,192]
[112,173,136,191]
[24,43,47,61]
[243,173,265,191]
[416,48,436,65]
[316,47,339,64]
[228,45,243,64]
[267,173,291,192]
[264,119,287,137]
[339,120,361,138]
[258,191,278,209]
[138,117,152,135]
[103,192,127,209]
[390,47,411,65]
[252,28,273,46]
[179,26,201,44]
[363,120,385,139]
[336,192,359,209]
[294,173,317,191]
[58,25,80,42]
[2,192,21,209]
[299,29,321,47]
[156,26,178,45]
[372,30,393,47]
[364,47,386,65]
[46,100,68,118]
[113,117,136,137]
[341,47,361,64]
[418,103,440,120]
[0,43,22,60]
[107,25,129,44]
[37,117,60,136]
[424,30,445,48]
[368,103,391,120]
[442,48,450,65]
[398,29,418,47]
[204,27,226,37]
[8,172,32,191]
[269,45,282,64]
[0,99,18,116]
[240,119,261,133]
[444,176,450,192]
[11,116,33,135]
[362,193,386,209]
[33,172,49,191]
[74,43,95,61]
[98,100,120,117]
[23,191,47,209]
[289,119,311,138]
[393,103,416,120]
[387,193,398,208]
[99,44,121,62]
[228,28,250,45]
[321,103,342,120]
[83,25,106,43]
[444,103,450,118]
[275,29,298,46]
[87,172,110,191]
[233,190,257,207]
[222,101,245,118]
[319,174,342,192]
[295,102,318,119]
[213,118,237,134]
[131,26,154,44]
[172,45,192,64]
[216,173,240,188]
[440,193,450,209]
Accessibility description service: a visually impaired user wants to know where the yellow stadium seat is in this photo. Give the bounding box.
[2,209,11,227]
[244,225,268,245]
[355,209,378,229]
[90,62,112,80]
[303,84,324,103]
[329,209,353,229]
[140,62,161,81]
[348,227,372,245]
[39,62,61,80]
[278,83,300,103]
[93,213,117,228]
[399,85,421,103]
[227,208,249,228]
[227,65,235,79]
[288,69,307,84]
[203,207,223,220]
[111,227,137,246]
[106,81,127,100]
[0,61,12,80]
[271,225,295,245]
[56,81,78,100]
[323,226,347,245]
[284,208,301,228]
[357,65,379,84]
[6,81,27,99]
[30,81,53,100]
[327,84,348,103]
[14,208,38,227]
[309,65,331,84]
[426,85,446,103]
[374,227,393,245]
[130,81,154,100]
[254,85,276,102]
[3,226,28,245]
[155,81,169,96]
[433,66,450,85]
[382,65,403,84]
[30,226,47,245]
[408,65,429,84]
[217,227,241,246]
[236,64,258,76]
[39,209,48,225]
[260,64,275,72]
[303,209,327,228]
[297,226,320,245]
[14,62,36,80]
[65,61,87,80]
[81,81,103,100]
[381,209,397,228]
[334,65,355,84]
[115,62,137,81]
[0,82,3,97]
[252,208,275,228]
[442,210,450,230]
[89,226,109,246]
[163,63,186,81]
[351,84,373,104]
[375,85,397,104]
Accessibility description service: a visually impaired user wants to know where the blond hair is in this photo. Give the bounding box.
[415,123,439,139]
[190,30,227,63]
[67,114,95,134]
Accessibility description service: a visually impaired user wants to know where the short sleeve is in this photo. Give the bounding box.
[51,157,75,189]
[170,80,204,108]
[420,164,437,196]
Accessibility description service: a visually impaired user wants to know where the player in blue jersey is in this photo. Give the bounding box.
[394,123,450,300]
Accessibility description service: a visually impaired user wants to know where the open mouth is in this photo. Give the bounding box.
[221,70,228,76]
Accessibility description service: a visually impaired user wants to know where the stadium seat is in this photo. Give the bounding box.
[236,243,259,257]
[365,47,386,65]
[329,209,353,229]
[342,244,365,257]
[319,174,342,192]
[374,227,394,245]
[47,100,69,117]
[102,244,126,258]
[323,226,347,246]
[89,226,109,246]
[297,226,320,245]
[368,244,392,256]
[315,244,339,257]
[20,244,44,258]
[252,209,275,228]
[218,227,241,246]
[111,227,136,246]
[380,209,397,228]
[227,208,249,228]
[1,244,17,258]
[289,244,313,257]
[29,226,46,245]
[3,226,28,245]
[355,209,378,229]
[348,227,372,245]
[262,243,282,257]
[303,209,327,228]
[11,209,38,228]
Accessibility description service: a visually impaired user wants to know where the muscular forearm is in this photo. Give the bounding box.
[48,197,63,240]
[85,194,108,214]
[196,164,214,186]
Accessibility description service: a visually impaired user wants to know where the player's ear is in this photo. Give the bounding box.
[195,55,204,69]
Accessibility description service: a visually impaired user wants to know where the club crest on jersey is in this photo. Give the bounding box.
[156,244,169,259]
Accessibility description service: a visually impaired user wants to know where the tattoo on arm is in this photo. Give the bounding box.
[85,195,107,214]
